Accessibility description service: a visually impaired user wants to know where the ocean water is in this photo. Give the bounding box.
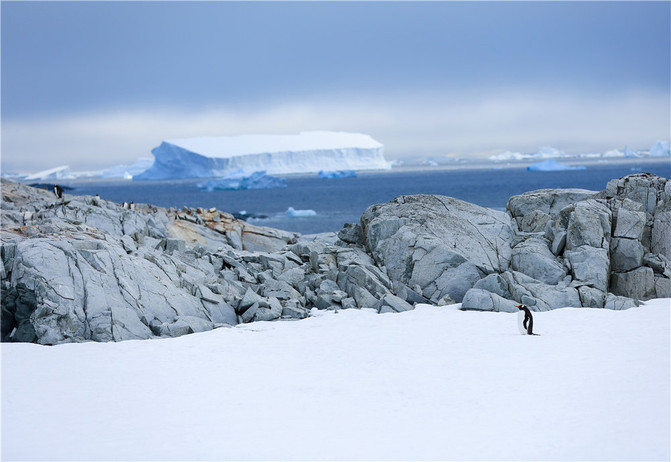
[66,162,671,235]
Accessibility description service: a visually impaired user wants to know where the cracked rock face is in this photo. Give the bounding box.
[360,194,514,303]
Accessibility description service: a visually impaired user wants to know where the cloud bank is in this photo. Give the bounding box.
[2,90,668,173]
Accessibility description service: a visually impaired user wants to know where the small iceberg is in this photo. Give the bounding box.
[624,145,642,158]
[286,207,317,217]
[650,140,670,157]
[527,159,586,172]
[198,170,287,191]
[24,165,75,181]
[318,170,357,179]
[101,157,154,179]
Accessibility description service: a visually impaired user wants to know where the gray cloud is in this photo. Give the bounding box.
[2,90,668,173]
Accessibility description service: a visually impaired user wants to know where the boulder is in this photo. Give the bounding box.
[461,288,518,313]
[502,271,581,311]
[610,238,645,273]
[473,273,512,299]
[612,208,646,240]
[610,267,656,300]
[565,246,610,292]
[565,199,612,250]
[281,299,309,319]
[337,223,365,246]
[515,210,551,233]
[510,237,567,285]
[577,286,606,308]
[651,209,671,259]
[604,294,638,310]
[654,277,671,298]
[604,173,669,214]
[361,194,514,300]
[643,253,671,278]
[507,188,596,232]
[378,294,414,313]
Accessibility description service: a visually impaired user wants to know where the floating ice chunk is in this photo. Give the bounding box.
[536,146,566,158]
[286,207,317,217]
[490,146,565,162]
[624,146,642,158]
[197,170,286,191]
[489,151,525,161]
[649,140,670,157]
[603,149,624,157]
[101,157,154,179]
[318,170,357,179]
[24,165,74,181]
[527,159,586,172]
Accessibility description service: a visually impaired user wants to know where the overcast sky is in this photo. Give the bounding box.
[2,1,670,173]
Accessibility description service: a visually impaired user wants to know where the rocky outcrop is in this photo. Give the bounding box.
[2,172,669,345]
[459,172,670,311]
[0,180,415,344]
[360,194,514,304]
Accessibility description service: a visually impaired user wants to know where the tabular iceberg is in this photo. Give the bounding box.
[135,131,388,180]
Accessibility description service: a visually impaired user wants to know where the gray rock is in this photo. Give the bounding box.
[428,261,482,303]
[350,286,381,309]
[604,293,638,310]
[610,238,645,273]
[392,281,431,305]
[278,267,306,287]
[253,297,283,322]
[654,277,671,298]
[604,173,669,214]
[240,302,259,323]
[473,273,512,299]
[516,210,551,233]
[565,246,610,292]
[361,194,513,301]
[238,287,264,313]
[155,316,214,337]
[510,237,567,285]
[337,223,365,245]
[281,299,309,319]
[378,294,414,313]
[565,199,612,250]
[610,267,656,300]
[461,288,518,313]
[341,265,392,299]
[613,208,646,240]
[651,209,671,259]
[202,300,238,325]
[643,253,671,278]
[502,271,581,310]
[507,188,596,232]
[577,286,606,308]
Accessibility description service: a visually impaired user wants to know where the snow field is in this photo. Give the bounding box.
[2,300,669,461]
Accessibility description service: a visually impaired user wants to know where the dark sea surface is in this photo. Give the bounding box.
[66,161,671,235]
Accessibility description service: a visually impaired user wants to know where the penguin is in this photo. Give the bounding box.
[129,201,135,210]
[516,304,539,335]
[123,201,130,210]
[53,184,64,199]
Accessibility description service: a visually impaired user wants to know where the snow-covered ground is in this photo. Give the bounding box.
[2,300,669,461]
